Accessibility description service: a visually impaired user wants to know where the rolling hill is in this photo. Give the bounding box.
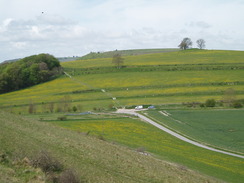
[0,49,244,182]
[1,49,243,113]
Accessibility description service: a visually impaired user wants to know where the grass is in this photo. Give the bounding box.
[37,112,244,183]
[0,110,222,183]
[1,70,244,110]
[78,48,180,60]
[1,49,244,182]
[64,49,244,68]
[1,50,244,114]
[144,109,244,154]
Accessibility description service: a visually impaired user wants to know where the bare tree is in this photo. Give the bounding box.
[178,38,192,50]
[28,101,36,114]
[61,95,72,112]
[112,54,124,69]
[48,102,55,113]
[77,104,83,112]
[223,88,236,106]
[196,39,206,49]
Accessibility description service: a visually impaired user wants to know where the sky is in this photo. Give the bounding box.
[0,0,244,62]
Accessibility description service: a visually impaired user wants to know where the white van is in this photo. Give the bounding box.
[135,105,143,110]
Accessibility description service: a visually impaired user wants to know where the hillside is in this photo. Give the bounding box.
[0,49,243,113]
[0,49,244,182]
[79,48,179,60]
[0,111,219,183]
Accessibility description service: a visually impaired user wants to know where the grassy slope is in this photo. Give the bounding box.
[0,111,219,183]
[144,109,244,153]
[38,113,244,183]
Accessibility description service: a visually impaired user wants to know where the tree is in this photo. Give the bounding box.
[28,101,36,114]
[61,95,72,112]
[223,88,236,107]
[77,104,83,112]
[48,102,55,113]
[178,38,192,50]
[72,106,77,112]
[205,99,216,107]
[112,54,124,69]
[0,53,62,94]
[196,39,206,49]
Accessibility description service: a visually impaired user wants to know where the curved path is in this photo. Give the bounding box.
[116,109,244,159]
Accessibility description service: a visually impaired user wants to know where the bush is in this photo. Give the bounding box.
[58,169,82,183]
[205,99,216,107]
[57,116,67,121]
[31,151,63,173]
[136,147,145,153]
[72,106,77,112]
[233,101,243,108]
[199,103,205,108]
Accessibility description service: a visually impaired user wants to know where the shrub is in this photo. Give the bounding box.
[205,99,216,107]
[0,153,9,163]
[31,151,63,173]
[72,106,77,112]
[58,169,82,183]
[233,101,243,108]
[97,135,105,141]
[199,103,205,108]
[57,116,67,121]
[136,147,145,153]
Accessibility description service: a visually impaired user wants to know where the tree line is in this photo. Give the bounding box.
[0,53,62,94]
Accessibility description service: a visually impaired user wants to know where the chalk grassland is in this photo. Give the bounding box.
[42,114,244,183]
[0,111,220,183]
[144,109,244,154]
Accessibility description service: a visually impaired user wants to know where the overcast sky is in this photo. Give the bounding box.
[0,0,244,62]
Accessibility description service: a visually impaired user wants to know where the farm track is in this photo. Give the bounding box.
[116,109,244,159]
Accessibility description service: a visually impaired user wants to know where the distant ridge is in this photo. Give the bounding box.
[79,48,180,60]
[2,57,78,64]
[1,58,21,64]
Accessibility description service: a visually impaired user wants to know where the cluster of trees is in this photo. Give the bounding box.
[0,54,62,94]
[178,38,206,50]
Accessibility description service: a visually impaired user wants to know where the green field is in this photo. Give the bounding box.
[1,49,244,114]
[0,111,223,183]
[143,109,244,154]
[1,69,244,113]
[31,112,244,183]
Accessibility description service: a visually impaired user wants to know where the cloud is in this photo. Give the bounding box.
[0,0,244,61]
[186,21,212,29]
